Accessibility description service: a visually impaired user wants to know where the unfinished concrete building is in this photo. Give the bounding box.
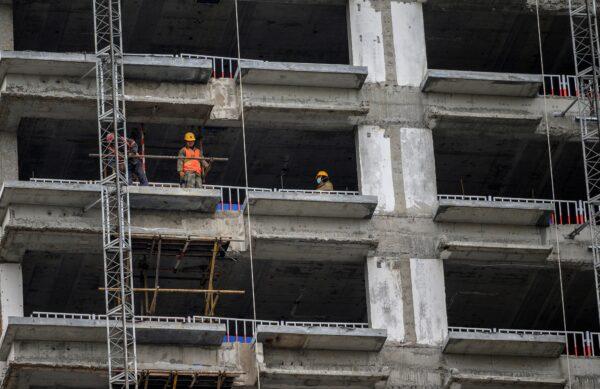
[1,0,600,387]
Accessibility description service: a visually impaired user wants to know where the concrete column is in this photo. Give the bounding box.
[399,127,437,216]
[347,0,386,83]
[356,125,395,213]
[390,2,428,87]
[410,258,447,346]
[365,256,404,342]
[0,263,23,334]
[0,1,14,51]
[0,130,18,187]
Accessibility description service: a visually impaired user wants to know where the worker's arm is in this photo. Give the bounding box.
[177,148,185,173]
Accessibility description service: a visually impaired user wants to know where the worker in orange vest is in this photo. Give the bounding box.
[177,132,208,188]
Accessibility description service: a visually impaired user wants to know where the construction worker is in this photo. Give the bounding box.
[178,132,208,188]
[315,170,333,191]
[106,133,149,186]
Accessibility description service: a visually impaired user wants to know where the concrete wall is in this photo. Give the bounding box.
[0,263,23,334]
[347,0,386,83]
[390,2,427,87]
[365,256,404,343]
[356,125,395,213]
[410,258,447,346]
[0,3,13,51]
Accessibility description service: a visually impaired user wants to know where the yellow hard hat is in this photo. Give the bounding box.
[316,170,329,179]
[184,132,196,142]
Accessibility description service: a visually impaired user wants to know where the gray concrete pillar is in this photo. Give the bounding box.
[356,125,395,213]
[410,258,447,346]
[0,130,18,187]
[365,256,405,343]
[0,263,23,334]
[399,127,437,216]
[347,0,386,83]
[0,1,14,51]
[390,1,427,87]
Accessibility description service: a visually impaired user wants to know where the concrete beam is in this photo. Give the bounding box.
[256,325,387,351]
[0,316,226,360]
[246,191,378,219]
[448,372,567,387]
[252,235,377,263]
[434,199,553,226]
[443,330,565,358]
[0,51,212,83]
[422,69,543,97]
[426,106,543,134]
[238,60,368,89]
[259,363,390,388]
[439,241,554,263]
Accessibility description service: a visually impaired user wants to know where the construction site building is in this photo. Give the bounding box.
[0,0,599,387]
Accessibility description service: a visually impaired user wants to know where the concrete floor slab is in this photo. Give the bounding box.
[246,192,377,218]
[238,60,368,89]
[422,69,542,97]
[0,50,212,83]
[439,241,553,263]
[0,181,220,214]
[434,199,553,226]
[257,325,386,351]
[0,316,226,360]
[443,331,565,357]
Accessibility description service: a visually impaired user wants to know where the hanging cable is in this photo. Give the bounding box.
[534,1,572,386]
[233,1,261,388]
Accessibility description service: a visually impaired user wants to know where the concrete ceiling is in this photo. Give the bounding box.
[18,118,358,191]
[433,132,585,200]
[13,0,349,64]
[22,250,367,323]
[424,5,574,74]
[445,262,599,331]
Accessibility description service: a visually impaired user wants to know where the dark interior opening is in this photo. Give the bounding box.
[433,132,586,201]
[445,263,599,332]
[22,250,368,323]
[424,6,574,75]
[13,0,349,65]
[17,118,358,191]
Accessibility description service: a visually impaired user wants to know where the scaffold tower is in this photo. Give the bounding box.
[92,0,138,387]
[569,0,600,327]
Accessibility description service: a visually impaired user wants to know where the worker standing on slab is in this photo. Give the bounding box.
[178,132,208,188]
[106,133,149,186]
[315,170,333,191]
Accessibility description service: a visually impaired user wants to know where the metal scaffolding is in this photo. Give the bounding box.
[93,0,138,387]
[569,0,600,328]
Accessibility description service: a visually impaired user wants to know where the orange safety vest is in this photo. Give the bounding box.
[183,147,202,174]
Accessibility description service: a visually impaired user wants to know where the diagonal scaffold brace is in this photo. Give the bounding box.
[93,0,138,387]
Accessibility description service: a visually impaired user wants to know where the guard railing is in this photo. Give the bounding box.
[449,326,599,357]
[181,53,238,79]
[31,312,369,344]
[28,178,360,213]
[542,74,579,97]
[438,194,589,225]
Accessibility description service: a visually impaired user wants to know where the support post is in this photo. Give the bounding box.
[356,125,395,213]
[365,256,405,343]
[347,0,386,83]
[0,263,23,335]
[0,130,18,188]
[0,1,14,51]
[410,258,448,346]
